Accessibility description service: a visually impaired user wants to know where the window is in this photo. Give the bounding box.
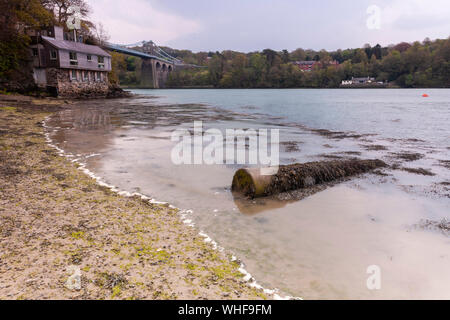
[32,48,39,57]
[87,55,92,62]
[96,72,101,81]
[83,71,89,81]
[69,52,78,65]
[70,70,77,81]
[50,50,57,60]
[98,56,105,69]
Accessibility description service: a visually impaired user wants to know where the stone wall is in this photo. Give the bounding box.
[46,68,110,98]
[140,59,155,88]
[140,59,173,88]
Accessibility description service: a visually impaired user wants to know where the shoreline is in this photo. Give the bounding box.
[0,94,286,300]
[121,86,450,90]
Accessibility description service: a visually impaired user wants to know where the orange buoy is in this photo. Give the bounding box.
[422,94,429,97]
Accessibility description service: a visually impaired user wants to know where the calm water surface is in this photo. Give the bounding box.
[47,89,450,299]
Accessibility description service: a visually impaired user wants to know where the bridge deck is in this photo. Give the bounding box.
[104,43,174,64]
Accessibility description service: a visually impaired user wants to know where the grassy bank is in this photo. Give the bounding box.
[0,95,266,300]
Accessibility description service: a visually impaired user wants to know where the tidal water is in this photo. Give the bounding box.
[46,89,450,299]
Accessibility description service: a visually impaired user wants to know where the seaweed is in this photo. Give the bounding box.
[233,159,387,198]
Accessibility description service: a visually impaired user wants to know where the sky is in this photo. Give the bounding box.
[87,0,450,52]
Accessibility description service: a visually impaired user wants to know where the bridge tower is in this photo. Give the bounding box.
[142,41,157,56]
[103,40,176,88]
[141,59,173,89]
[140,41,173,88]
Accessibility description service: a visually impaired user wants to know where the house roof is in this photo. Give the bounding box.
[294,61,316,65]
[352,77,375,81]
[42,36,111,57]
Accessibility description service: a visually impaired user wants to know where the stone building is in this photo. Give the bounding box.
[29,26,112,97]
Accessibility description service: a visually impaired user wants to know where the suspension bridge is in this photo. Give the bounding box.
[103,41,203,88]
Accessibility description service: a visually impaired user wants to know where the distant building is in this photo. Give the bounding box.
[293,60,339,72]
[352,77,375,84]
[341,80,353,86]
[28,26,112,97]
[341,77,376,86]
[294,61,317,72]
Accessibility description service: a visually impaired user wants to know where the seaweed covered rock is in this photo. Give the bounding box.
[232,159,387,198]
[107,83,132,98]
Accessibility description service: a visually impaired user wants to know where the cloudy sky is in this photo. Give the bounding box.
[88,0,450,52]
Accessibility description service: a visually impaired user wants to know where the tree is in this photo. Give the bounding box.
[109,52,126,85]
[91,22,110,45]
[281,50,290,63]
[369,54,381,77]
[290,48,306,61]
[381,50,405,81]
[372,44,382,59]
[0,0,53,32]
[208,54,225,87]
[364,43,372,60]
[0,0,53,92]
[352,49,369,64]
[393,42,412,53]
[318,49,332,62]
[332,49,344,63]
[248,53,267,85]
[125,37,450,89]
[262,49,278,68]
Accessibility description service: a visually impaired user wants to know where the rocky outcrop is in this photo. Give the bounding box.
[106,83,132,98]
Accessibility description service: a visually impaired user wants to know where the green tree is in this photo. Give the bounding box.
[208,54,225,87]
[290,48,306,61]
[0,0,53,92]
[281,50,290,63]
[381,50,405,81]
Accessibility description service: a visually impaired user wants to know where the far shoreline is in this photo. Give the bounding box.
[121,86,450,90]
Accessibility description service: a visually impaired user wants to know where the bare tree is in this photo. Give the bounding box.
[92,22,110,45]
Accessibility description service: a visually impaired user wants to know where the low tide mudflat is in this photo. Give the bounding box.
[42,89,450,299]
[0,96,265,300]
[2,89,450,300]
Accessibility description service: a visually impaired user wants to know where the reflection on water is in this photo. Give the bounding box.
[46,90,450,299]
[232,192,292,215]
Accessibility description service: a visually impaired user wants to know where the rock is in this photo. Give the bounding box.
[232,159,387,198]
[106,84,132,98]
[65,266,81,291]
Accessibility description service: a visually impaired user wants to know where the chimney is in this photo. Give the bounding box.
[54,26,64,40]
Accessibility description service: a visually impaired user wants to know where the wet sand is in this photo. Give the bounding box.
[0,95,270,300]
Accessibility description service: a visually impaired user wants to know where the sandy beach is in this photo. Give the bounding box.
[0,95,268,300]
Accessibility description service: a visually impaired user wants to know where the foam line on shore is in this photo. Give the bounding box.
[42,116,300,300]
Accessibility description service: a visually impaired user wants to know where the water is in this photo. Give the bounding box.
[46,89,450,299]
[145,89,450,145]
